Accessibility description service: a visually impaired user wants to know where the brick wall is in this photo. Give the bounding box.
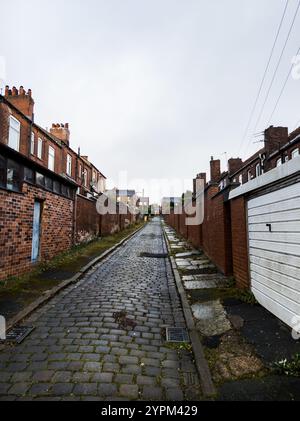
[76,195,100,244]
[230,196,250,289]
[0,182,74,281]
[202,185,233,275]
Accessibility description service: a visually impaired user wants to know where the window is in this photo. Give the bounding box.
[0,156,22,192]
[8,116,20,151]
[66,154,72,176]
[37,138,43,159]
[36,172,45,187]
[83,169,88,187]
[78,164,82,178]
[53,180,61,194]
[61,184,67,196]
[292,148,299,159]
[92,170,96,183]
[48,146,55,171]
[239,174,243,185]
[24,167,35,184]
[255,163,261,177]
[248,171,252,181]
[276,158,282,167]
[45,176,53,191]
[6,159,22,192]
[31,132,35,155]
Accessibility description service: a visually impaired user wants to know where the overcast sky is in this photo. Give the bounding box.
[1,0,300,202]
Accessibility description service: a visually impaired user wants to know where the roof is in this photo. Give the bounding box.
[0,94,106,180]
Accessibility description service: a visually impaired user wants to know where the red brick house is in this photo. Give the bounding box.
[0,85,107,280]
[165,125,300,287]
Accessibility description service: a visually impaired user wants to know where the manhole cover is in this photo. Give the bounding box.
[139,252,168,258]
[166,327,190,343]
[1,326,35,344]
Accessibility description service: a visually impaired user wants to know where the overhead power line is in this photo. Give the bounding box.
[238,0,290,154]
[250,0,300,138]
[267,45,300,125]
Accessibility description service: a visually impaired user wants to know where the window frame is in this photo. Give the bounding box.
[255,163,261,177]
[48,145,55,171]
[0,154,23,192]
[83,168,88,187]
[8,115,21,152]
[66,154,72,177]
[292,148,299,159]
[31,131,35,155]
[37,138,43,160]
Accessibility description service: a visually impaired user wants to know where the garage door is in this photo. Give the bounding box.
[247,182,300,329]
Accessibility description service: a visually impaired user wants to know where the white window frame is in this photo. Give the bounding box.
[276,157,282,167]
[83,169,88,187]
[8,116,20,151]
[248,171,252,181]
[255,163,261,177]
[66,154,72,176]
[292,148,299,159]
[31,131,35,155]
[37,138,43,159]
[48,145,55,171]
[239,174,243,185]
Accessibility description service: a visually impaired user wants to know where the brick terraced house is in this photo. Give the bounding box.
[0,85,107,281]
[165,124,300,284]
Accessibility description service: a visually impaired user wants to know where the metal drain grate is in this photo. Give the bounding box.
[139,252,168,258]
[166,327,190,343]
[2,326,35,344]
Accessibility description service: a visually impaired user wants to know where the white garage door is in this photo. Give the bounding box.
[247,182,300,329]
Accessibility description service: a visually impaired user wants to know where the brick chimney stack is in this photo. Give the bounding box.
[50,123,70,146]
[193,173,206,195]
[228,158,243,175]
[210,157,221,183]
[4,85,34,119]
[264,126,288,156]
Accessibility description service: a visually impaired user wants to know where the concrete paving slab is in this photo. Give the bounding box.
[192,300,231,336]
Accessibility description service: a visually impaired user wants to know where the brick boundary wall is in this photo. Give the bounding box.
[75,195,100,244]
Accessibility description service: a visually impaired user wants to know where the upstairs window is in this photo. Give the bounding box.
[31,132,35,155]
[83,169,88,187]
[66,154,72,176]
[239,174,243,185]
[48,146,55,171]
[276,158,282,167]
[37,138,43,159]
[248,171,252,181]
[255,163,261,177]
[8,116,20,151]
[292,148,299,159]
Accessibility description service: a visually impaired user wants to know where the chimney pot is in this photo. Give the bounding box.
[50,122,70,146]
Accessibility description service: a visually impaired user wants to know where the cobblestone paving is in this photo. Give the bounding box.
[0,218,201,401]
